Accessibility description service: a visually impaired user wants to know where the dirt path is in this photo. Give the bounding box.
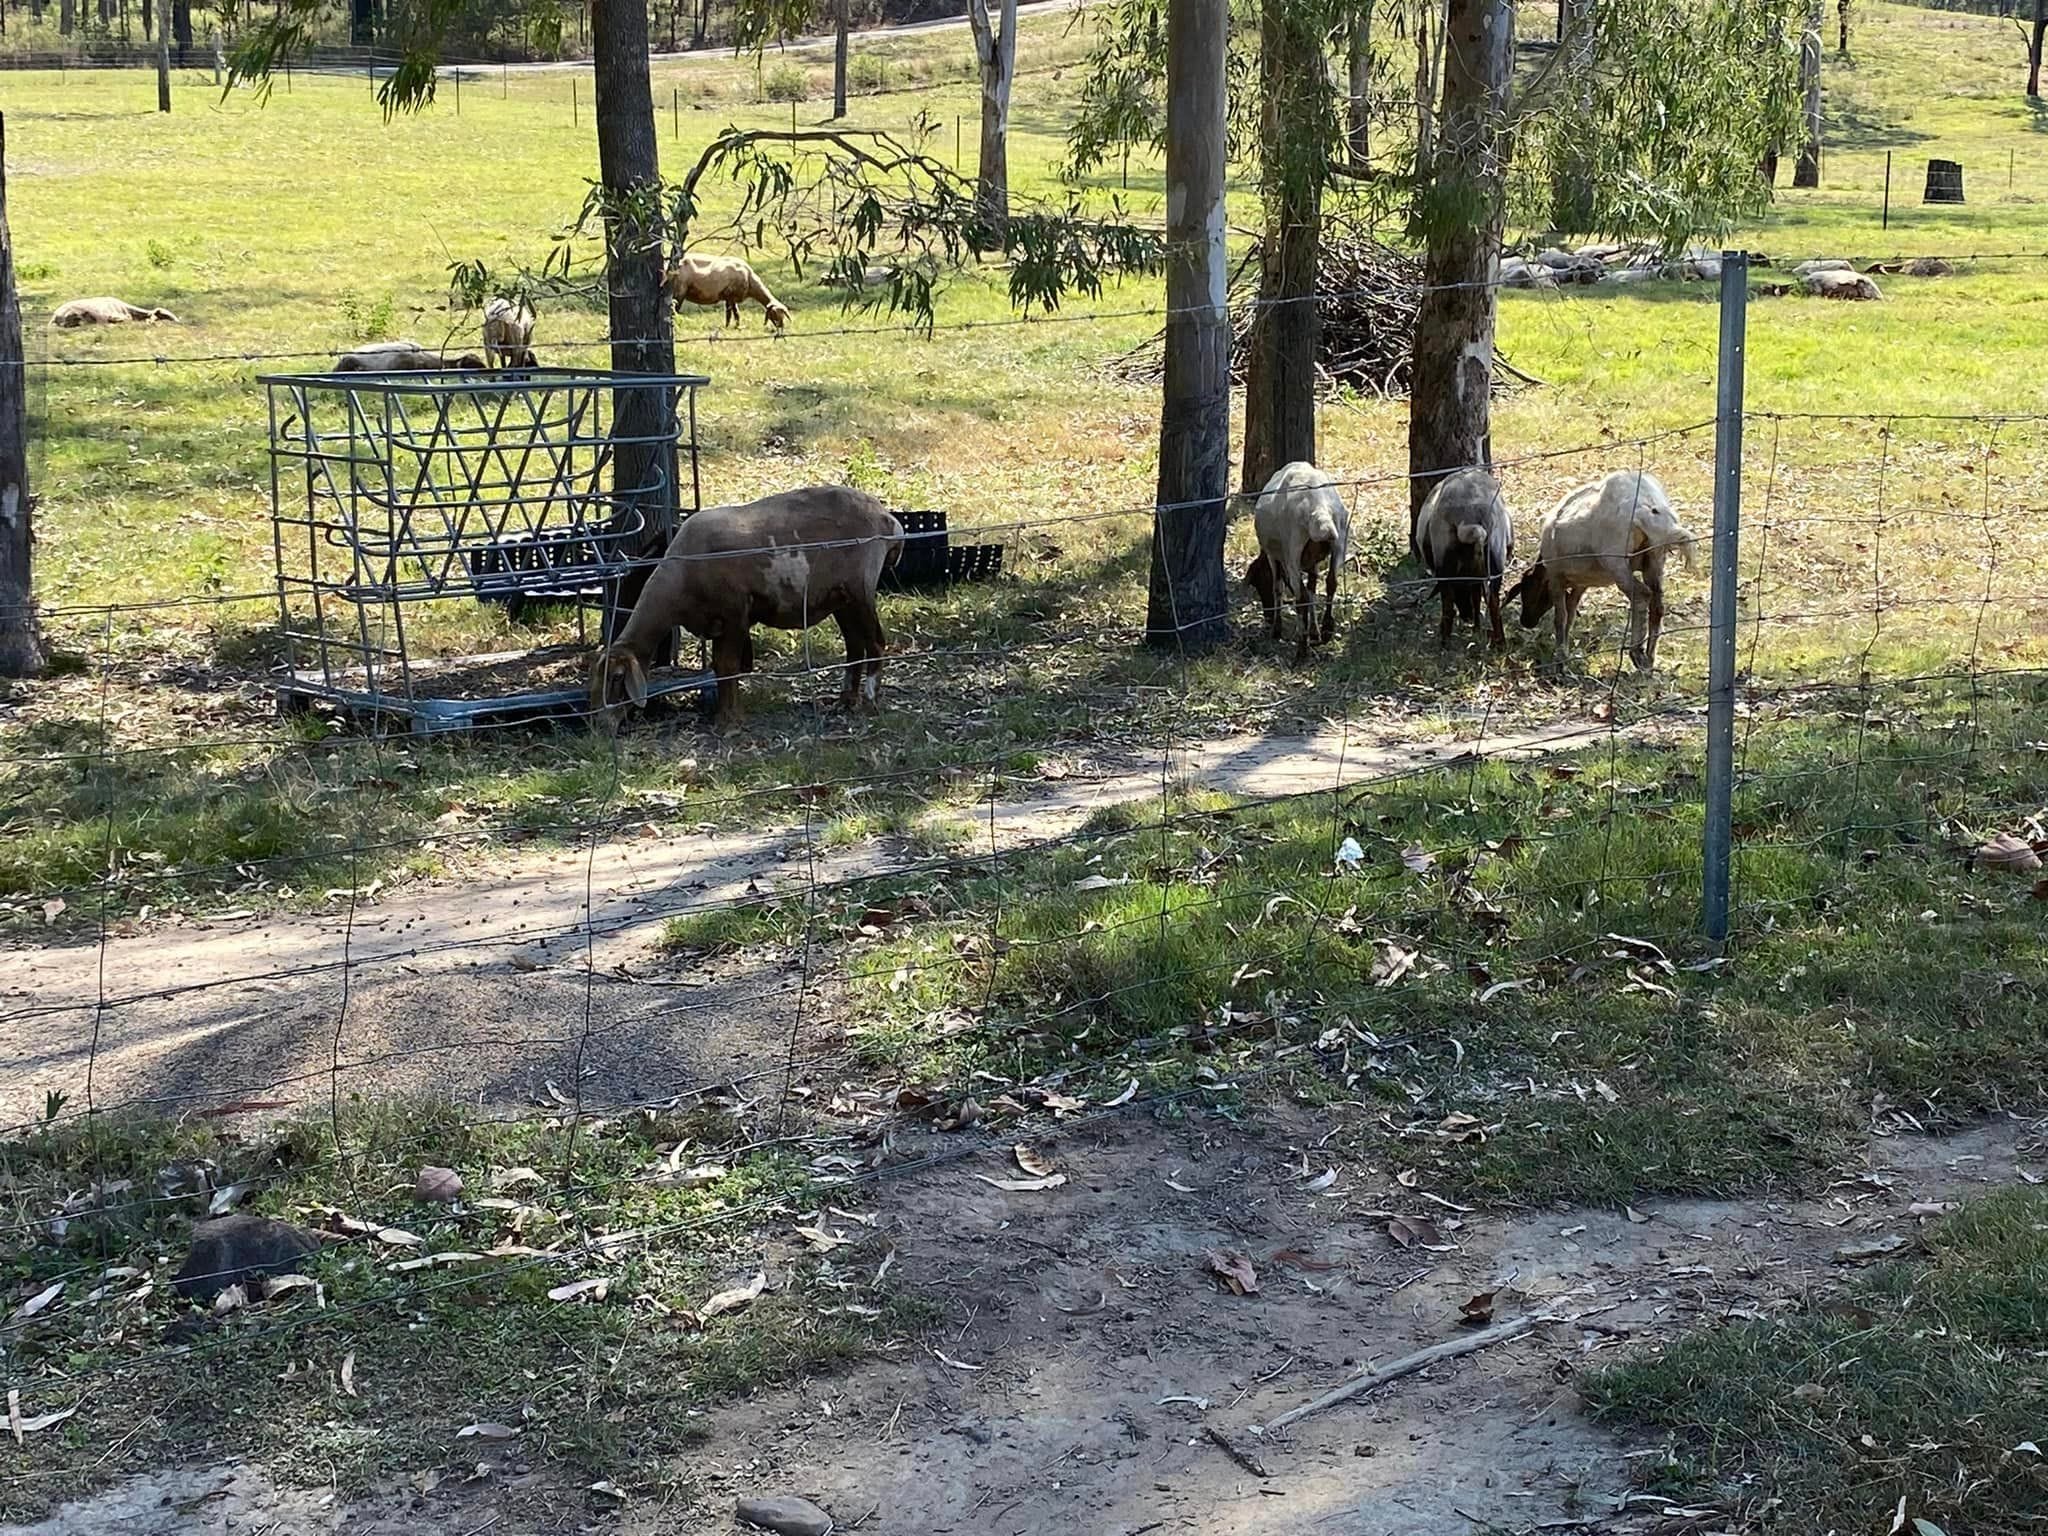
[0,717,1608,1129]
[8,1114,2039,1536]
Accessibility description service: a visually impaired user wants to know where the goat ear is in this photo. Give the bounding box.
[623,654,650,709]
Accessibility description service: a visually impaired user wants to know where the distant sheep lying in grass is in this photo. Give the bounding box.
[51,297,178,328]
[333,341,486,373]
[482,298,537,369]
[1243,461,1351,662]
[1413,468,1514,649]
[665,254,791,330]
[590,486,903,730]
[1508,469,1697,672]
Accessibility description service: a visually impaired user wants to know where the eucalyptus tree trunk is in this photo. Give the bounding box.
[1240,0,1323,497]
[1408,0,1512,531]
[591,0,679,653]
[832,0,848,117]
[0,115,43,680]
[1793,0,1821,185]
[1346,3,1372,163]
[967,0,1016,224]
[1146,0,1231,651]
[156,0,172,111]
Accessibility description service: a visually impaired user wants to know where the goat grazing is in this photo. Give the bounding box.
[1413,468,1514,649]
[1507,469,1697,672]
[664,254,791,330]
[482,298,537,368]
[51,297,178,328]
[1242,462,1351,662]
[333,341,487,372]
[589,486,903,729]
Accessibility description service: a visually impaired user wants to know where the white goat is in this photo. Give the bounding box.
[51,297,178,328]
[1242,462,1351,662]
[1508,469,1697,672]
[482,298,537,369]
[1413,468,1514,650]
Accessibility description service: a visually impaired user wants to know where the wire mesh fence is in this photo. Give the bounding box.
[2,251,2044,1482]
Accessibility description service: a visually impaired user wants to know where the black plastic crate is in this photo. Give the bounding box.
[882,508,1005,592]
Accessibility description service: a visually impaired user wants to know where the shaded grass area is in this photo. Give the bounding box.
[1587,1189,2048,1536]
[0,1097,923,1520]
[694,686,2048,1207]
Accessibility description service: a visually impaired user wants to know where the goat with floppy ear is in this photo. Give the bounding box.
[590,486,904,732]
[1239,462,1351,662]
[1413,468,1514,650]
[588,644,651,728]
[1506,469,1697,672]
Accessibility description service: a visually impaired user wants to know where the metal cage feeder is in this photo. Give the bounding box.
[262,367,712,733]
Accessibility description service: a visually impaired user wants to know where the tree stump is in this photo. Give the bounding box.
[1924,159,1966,205]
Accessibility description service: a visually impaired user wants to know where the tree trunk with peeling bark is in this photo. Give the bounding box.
[1793,0,1821,185]
[967,0,1016,225]
[1239,0,1322,497]
[592,0,679,658]
[156,0,171,111]
[1346,3,1372,164]
[833,0,849,117]
[1146,0,1230,651]
[1408,0,1512,533]
[0,114,43,680]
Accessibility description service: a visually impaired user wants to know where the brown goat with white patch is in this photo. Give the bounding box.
[589,487,903,729]
[664,254,791,330]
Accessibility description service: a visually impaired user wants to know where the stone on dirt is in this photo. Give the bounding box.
[735,1494,835,1536]
[172,1212,319,1304]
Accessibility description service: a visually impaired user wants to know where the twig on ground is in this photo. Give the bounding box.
[1204,1424,1272,1478]
[1253,1314,1555,1435]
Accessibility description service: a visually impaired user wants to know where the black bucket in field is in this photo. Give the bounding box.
[1924,159,1966,205]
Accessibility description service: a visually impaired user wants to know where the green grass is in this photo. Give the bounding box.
[3,0,2048,928]
[0,1094,926,1518]
[797,684,2048,1205]
[1588,1188,2048,1535]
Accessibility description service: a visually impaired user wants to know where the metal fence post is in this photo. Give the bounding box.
[1702,249,1749,945]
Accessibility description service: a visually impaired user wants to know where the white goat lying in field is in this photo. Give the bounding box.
[482,298,537,368]
[333,341,486,372]
[1242,462,1351,662]
[1508,469,1697,672]
[664,254,791,330]
[51,297,178,327]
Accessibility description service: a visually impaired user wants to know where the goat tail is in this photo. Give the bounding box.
[1454,521,1488,546]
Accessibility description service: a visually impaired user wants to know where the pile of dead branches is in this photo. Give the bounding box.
[1115,228,1523,398]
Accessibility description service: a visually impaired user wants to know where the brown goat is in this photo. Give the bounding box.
[664,254,791,330]
[590,487,903,729]
[482,297,537,369]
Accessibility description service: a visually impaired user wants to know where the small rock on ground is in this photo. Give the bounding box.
[172,1213,319,1303]
[735,1494,835,1536]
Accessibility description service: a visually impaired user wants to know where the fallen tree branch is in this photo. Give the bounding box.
[1252,1314,1555,1435]
[1203,1425,1271,1479]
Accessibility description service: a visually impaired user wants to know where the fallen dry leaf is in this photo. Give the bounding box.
[1372,940,1420,988]
[1834,1233,1910,1264]
[10,1282,62,1323]
[1013,1143,1057,1177]
[697,1272,767,1324]
[491,1167,544,1191]
[1625,1206,1651,1225]
[1204,1248,1260,1296]
[1387,1215,1446,1250]
[1041,1090,1086,1117]
[1071,874,1127,892]
[7,1389,77,1444]
[934,1097,982,1132]
[41,898,65,926]
[340,1351,357,1397]
[1976,832,2042,875]
[1908,1201,1958,1219]
[415,1166,464,1203]
[456,1421,520,1440]
[1459,1289,1498,1326]
[374,1228,424,1248]
[1790,1382,1826,1404]
[1103,1079,1139,1108]
[972,1173,1068,1192]
[390,1251,488,1273]
[793,1225,854,1252]
[930,1347,985,1372]
[547,1277,611,1303]
[212,1283,248,1315]
[1400,843,1436,877]
[1396,1169,1420,1188]
[261,1274,325,1307]
[1302,1168,1339,1193]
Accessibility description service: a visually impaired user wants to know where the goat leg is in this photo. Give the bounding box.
[710,632,749,730]
[1318,558,1338,644]
[1486,578,1504,650]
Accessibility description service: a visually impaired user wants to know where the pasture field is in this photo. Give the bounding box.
[0,6,2045,1531]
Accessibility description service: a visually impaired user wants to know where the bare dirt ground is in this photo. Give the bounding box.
[0,717,1610,1128]
[7,1114,2040,1536]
